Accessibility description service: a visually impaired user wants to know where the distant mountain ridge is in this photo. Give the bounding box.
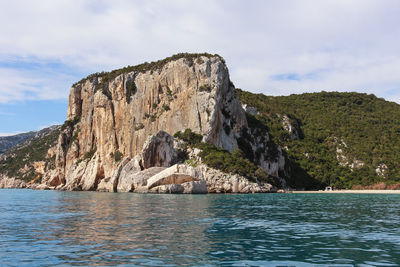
[0,126,61,185]
[0,132,36,154]
[0,125,60,154]
[0,126,60,154]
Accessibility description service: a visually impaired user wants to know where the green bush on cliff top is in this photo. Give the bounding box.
[73,53,224,87]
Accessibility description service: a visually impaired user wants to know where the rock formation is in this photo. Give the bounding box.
[0,175,26,189]
[9,53,286,193]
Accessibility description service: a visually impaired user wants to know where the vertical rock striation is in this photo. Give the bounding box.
[42,54,286,192]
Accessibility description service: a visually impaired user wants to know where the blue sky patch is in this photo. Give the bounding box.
[0,99,68,134]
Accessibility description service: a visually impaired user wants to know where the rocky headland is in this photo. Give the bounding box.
[0,53,286,193]
[2,53,399,191]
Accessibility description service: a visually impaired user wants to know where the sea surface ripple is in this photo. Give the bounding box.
[1,189,400,266]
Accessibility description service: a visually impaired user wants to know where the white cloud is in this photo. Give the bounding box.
[0,0,399,103]
[0,65,73,103]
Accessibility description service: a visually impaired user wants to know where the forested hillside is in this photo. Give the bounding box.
[0,126,60,182]
[237,90,400,189]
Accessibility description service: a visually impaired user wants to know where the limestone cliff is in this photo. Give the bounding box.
[41,53,286,192]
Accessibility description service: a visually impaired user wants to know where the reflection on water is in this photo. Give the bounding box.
[0,190,400,266]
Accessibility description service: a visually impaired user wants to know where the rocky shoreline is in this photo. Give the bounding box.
[1,161,276,194]
[0,168,276,194]
[1,149,276,194]
[0,130,277,194]
[0,176,28,189]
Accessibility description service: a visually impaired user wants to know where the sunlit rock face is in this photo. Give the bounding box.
[42,54,285,192]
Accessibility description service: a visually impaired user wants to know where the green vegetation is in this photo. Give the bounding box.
[150,114,157,122]
[83,147,97,160]
[0,128,60,182]
[198,144,277,185]
[174,129,278,186]
[196,57,204,64]
[125,78,137,102]
[236,89,400,189]
[61,116,80,131]
[60,116,81,148]
[166,87,172,96]
[114,150,123,162]
[184,158,197,167]
[174,129,203,145]
[162,104,170,111]
[77,146,97,165]
[199,85,212,92]
[69,126,80,146]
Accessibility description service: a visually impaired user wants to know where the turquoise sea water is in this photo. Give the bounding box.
[0,190,400,266]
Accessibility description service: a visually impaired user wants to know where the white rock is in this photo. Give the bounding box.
[182,180,207,194]
[150,184,184,194]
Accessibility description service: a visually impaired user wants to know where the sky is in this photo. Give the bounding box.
[1,0,400,135]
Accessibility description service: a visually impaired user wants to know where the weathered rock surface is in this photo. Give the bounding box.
[193,164,274,193]
[281,114,301,141]
[150,184,185,194]
[37,54,285,193]
[241,104,259,116]
[376,163,388,178]
[137,131,178,169]
[146,167,200,190]
[118,166,166,192]
[31,183,52,190]
[142,163,274,193]
[182,180,208,194]
[0,176,27,188]
[148,180,208,194]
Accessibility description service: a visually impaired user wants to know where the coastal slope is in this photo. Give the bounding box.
[237,90,400,189]
[0,126,60,188]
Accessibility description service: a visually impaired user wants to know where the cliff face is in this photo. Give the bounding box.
[41,54,285,192]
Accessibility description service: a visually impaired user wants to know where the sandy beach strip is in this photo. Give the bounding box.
[289,190,400,194]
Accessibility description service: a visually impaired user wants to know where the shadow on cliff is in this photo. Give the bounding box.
[284,159,324,190]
